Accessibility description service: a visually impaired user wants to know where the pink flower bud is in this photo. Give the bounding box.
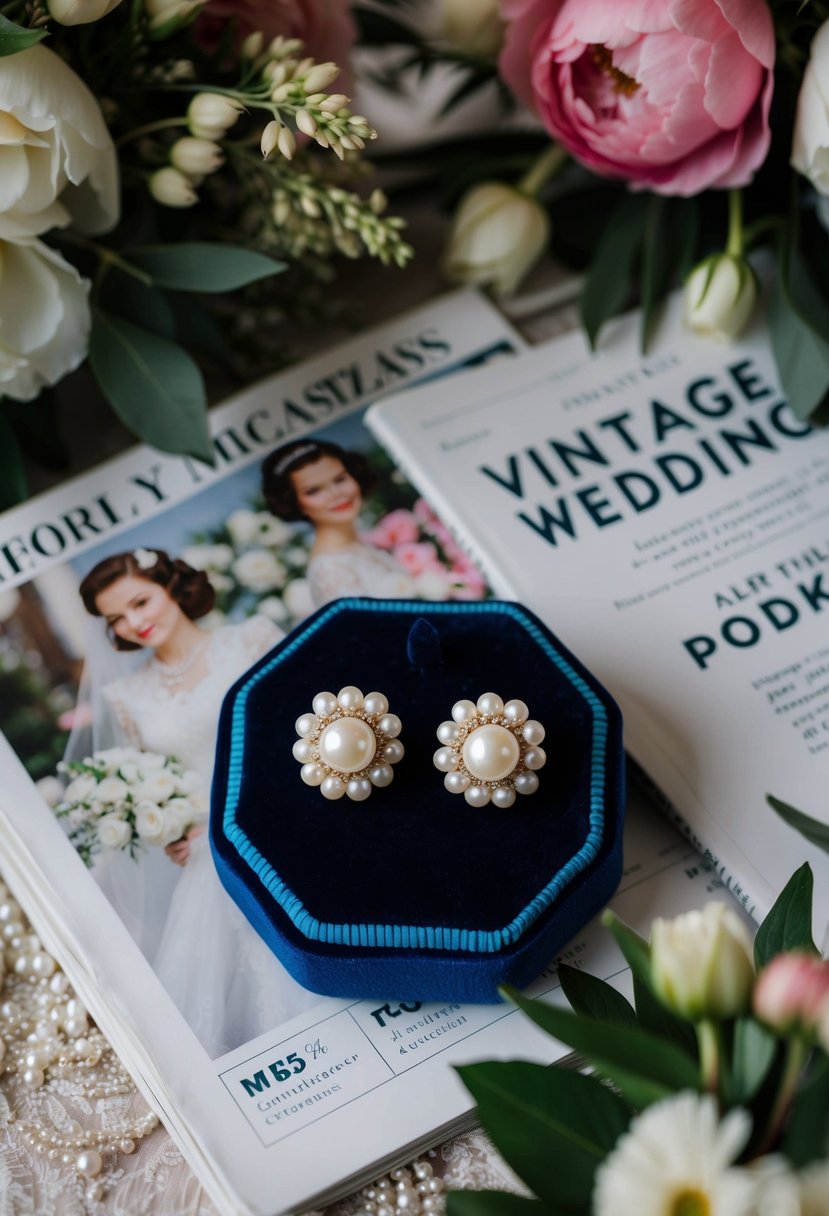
[753,952,829,1038]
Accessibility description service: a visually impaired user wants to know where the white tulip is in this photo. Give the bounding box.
[145,0,206,31]
[149,166,198,208]
[439,0,504,58]
[443,182,549,298]
[650,902,755,1021]
[0,45,119,240]
[187,93,244,140]
[47,0,124,24]
[0,239,90,402]
[97,814,132,851]
[792,19,829,195]
[684,255,758,343]
[170,137,224,178]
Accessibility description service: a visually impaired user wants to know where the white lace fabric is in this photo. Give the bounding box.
[308,545,417,607]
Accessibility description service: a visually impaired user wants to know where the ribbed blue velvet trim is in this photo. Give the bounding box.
[222,600,608,956]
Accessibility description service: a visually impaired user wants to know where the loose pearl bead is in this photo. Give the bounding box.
[320,775,346,800]
[319,718,377,774]
[514,771,539,796]
[346,778,372,802]
[433,748,457,773]
[120,1138,136,1153]
[382,739,404,765]
[476,692,504,717]
[524,747,547,771]
[414,1163,433,1179]
[377,714,402,738]
[464,784,491,807]
[292,738,314,763]
[76,1149,103,1177]
[492,786,516,808]
[504,699,529,724]
[338,685,364,711]
[64,1016,88,1039]
[363,692,388,717]
[369,764,394,788]
[451,699,477,723]
[522,720,546,746]
[301,763,324,787]
[49,974,69,995]
[437,721,460,745]
[295,713,319,737]
[22,1067,44,1086]
[312,691,338,717]
[444,771,470,794]
[462,725,520,782]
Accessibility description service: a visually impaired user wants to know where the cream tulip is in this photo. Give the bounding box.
[684,255,758,342]
[439,0,504,59]
[792,19,829,195]
[0,238,90,402]
[47,0,124,24]
[443,181,549,297]
[650,902,755,1021]
[0,45,119,240]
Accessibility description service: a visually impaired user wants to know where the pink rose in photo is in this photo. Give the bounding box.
[394,541,443,577]
[499,0,775,195]
[361,508,420,549]
[196,0,357,89]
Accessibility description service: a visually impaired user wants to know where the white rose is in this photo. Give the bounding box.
[188,789,209,823]
[439,0,503,58]
[257,595,291,625]
[48,0,124,24]
[0,45,119,240]
[232,549,287,593]
[254,514,291,547]
[35,776,64,807]
[226,509,261,547]
[413,570,451,601]
[118,761,139,784]
[134,802,166,846]
[684,255,758,343]
[443,181,549,298]
[175,769,203,795]
[283,545,309,568]
[94,746,133,771]
[0,239,91,402]
[94,775,129,805]
[161,802,191,845]
[97,813,132,851]
[181,543,234,571]
[282,578,315,621]
[792,19,829,195]
[208,572,233,593]
[136,751,167,771]
[137,771,177,804]
[63,774,97,804]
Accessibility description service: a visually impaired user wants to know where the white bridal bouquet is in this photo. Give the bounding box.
[57,748,206,865]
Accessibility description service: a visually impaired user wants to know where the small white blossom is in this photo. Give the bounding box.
[232,549,287,593]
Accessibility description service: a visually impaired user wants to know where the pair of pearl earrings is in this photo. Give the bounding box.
[292,687,547,806]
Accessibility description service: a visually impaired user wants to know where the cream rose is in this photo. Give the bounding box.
[94,775,130,804]
[97,813,132,851]
[792,19,829,195]
[0,44,119,240]
[0,239,90,402]
[134,802,167,846]
[232,549,287,592]
[137,771,177,804]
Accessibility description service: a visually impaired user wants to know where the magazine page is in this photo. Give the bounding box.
[366,294,829,939]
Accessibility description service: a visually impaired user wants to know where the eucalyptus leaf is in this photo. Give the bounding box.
[727,1018,777,1105]
[127,244,285,293]
[753,863,817,968]
[501,987,697,1105]
[768,795,829,855]
[781,1054,829,1168]
[446,1190,563,1216]
[456,1061,630,1210]
[0,412,26,509]
[0,15,47,56]
[558,965,636,1028]
[88,310,212,462]
[580,194,649,348]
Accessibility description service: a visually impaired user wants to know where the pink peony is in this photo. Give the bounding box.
[499,0,775,196]
[393,541,443,577]
[361,508,420,550]
[195,0,357,89]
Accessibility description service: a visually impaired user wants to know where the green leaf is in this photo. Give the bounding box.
[88,310,212,462]
[558,965,636,1028]
[769,221,829,421]
[753,863,817,968]
[580,194,649,348]
[631,974,698,1059]
[456,1061,630,1210]
[727,1018,777,1105]
[601,911,653,991]
[100,273,175,340]
[639,195,669,352]
[127,244,285,293]
[0,15,48,56]
[768,795,829,855]
[0,411,26,509]
[502,987,698,1108]
[447,1190,562,1216]
[782,1054,829,1168]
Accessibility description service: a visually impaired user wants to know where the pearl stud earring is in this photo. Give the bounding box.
[294,686,404,801]
[434,693,546,807]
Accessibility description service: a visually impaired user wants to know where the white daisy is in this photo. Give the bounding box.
[593,1093,757,1216]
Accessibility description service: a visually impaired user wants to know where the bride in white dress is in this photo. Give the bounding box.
[79,547,319,1058]
[261,439,417,606]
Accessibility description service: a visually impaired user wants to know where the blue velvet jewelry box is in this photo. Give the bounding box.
[210,598,625,1003]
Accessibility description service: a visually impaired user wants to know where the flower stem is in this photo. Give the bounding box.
[518,143,568,197]
[726,189,744,258]
[696,1020,721,1093]
[754,1038,807,1156]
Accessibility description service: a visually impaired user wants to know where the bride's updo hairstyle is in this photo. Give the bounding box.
[79,549,215,650]
[262,439,376,522]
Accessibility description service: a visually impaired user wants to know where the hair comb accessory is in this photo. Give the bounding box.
[293,686,404,801]
[133,548,159,570]
[271,442,320,478]
[434,693,546,807]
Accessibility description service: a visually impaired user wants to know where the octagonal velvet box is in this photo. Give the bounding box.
[210,598,625,1003]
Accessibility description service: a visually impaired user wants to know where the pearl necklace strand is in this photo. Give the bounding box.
[152,634,210,690]
[0,880,159,1207]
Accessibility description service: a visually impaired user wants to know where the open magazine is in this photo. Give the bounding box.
[366,294,829,940]
[0,288,758,1215]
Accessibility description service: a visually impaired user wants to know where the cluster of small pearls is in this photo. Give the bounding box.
[351,1157,445,1216]
[0,880,159,1195]
[295,687,404,801]
[434,693,547,807]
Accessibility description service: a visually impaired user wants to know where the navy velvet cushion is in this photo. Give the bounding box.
[210,599,625,1003]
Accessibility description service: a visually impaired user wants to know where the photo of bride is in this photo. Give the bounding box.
[72,546,319,1058]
